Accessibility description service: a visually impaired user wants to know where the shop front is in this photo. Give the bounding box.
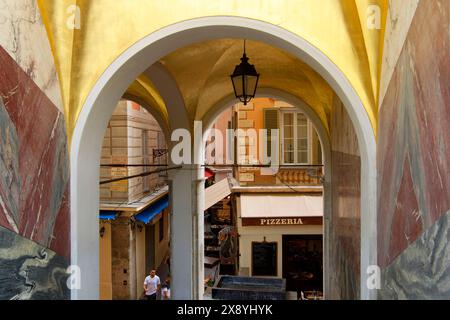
[236,193,323,296]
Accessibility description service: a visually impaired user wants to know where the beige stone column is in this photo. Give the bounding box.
[169,164,205,299]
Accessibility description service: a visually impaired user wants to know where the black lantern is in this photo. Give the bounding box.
[230,40,260,105]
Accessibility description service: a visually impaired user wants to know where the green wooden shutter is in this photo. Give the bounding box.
[263,109,279,157]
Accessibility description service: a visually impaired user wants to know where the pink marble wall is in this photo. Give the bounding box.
[0,3,70,299]
[378,0,450,298]
[0,45,70,259]
[329,94,361,300]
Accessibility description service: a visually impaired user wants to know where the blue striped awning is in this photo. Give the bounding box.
[99,211,118,220]
[134,195,169,224]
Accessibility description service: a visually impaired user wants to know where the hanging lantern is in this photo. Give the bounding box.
[230,40,260,105]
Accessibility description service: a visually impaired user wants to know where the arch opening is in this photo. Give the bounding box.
[200,91,332,297]
[71,16,376,300]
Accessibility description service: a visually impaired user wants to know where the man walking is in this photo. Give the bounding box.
[143,269,161,300]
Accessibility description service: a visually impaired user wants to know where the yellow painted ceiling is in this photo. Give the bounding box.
[37,0,387,142]
[126,75,169,128]
[158,39,333,132]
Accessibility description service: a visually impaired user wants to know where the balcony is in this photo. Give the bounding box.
[236,165,323,187]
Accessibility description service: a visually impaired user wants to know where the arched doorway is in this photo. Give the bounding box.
[200,90,332,298]
[71,16,376,299]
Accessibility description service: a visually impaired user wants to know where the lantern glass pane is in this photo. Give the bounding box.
[232,75,243,97]
[245,75,258,97]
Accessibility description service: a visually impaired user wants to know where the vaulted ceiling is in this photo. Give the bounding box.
[126,39,335,133]
[38,0,388,141]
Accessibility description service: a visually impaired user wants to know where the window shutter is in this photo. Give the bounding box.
[264,109,279,157]
[264,109,279,131]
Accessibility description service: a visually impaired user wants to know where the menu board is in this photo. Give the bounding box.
[252,242,277,276]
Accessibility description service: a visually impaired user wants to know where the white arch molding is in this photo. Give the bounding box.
[71,16,377,300]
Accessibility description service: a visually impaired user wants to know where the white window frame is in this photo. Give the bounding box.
[280,110,312,165]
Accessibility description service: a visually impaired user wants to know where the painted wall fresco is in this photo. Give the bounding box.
[0,1,70,299]
[329,94,361,300]
[378,0,450,299]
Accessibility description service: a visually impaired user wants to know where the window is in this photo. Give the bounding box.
[252,241,277,276]
[281,111,310,164]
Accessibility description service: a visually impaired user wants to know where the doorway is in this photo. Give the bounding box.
[71,17,376,299]
[282,235,323,293]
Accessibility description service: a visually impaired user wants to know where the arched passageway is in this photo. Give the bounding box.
[200,90,332,297]
[71,17,376,299]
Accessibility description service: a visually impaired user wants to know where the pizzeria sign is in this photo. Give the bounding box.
[241,216,322,226]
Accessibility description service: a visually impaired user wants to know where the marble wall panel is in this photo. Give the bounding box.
[378,0,449,268]
[0,225,69,300]
[379,212,450,299]
[0,2,70,299]
[379,0,419,105]
[329,95,361,300]
[0,43,70,259]
[331,93,360,156]
[0,97,20,233]
[0,0,63,112]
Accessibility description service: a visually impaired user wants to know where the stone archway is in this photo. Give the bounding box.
[71,16,376,299]
[199,88,333,297]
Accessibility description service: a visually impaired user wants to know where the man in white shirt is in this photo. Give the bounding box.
[143,270,161,300]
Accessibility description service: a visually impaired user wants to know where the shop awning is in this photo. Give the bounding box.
[205,178,231,210]
[134,195,169,224]
[99,211,118,220]
[239,194,323,218]
[205,168,214,179]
